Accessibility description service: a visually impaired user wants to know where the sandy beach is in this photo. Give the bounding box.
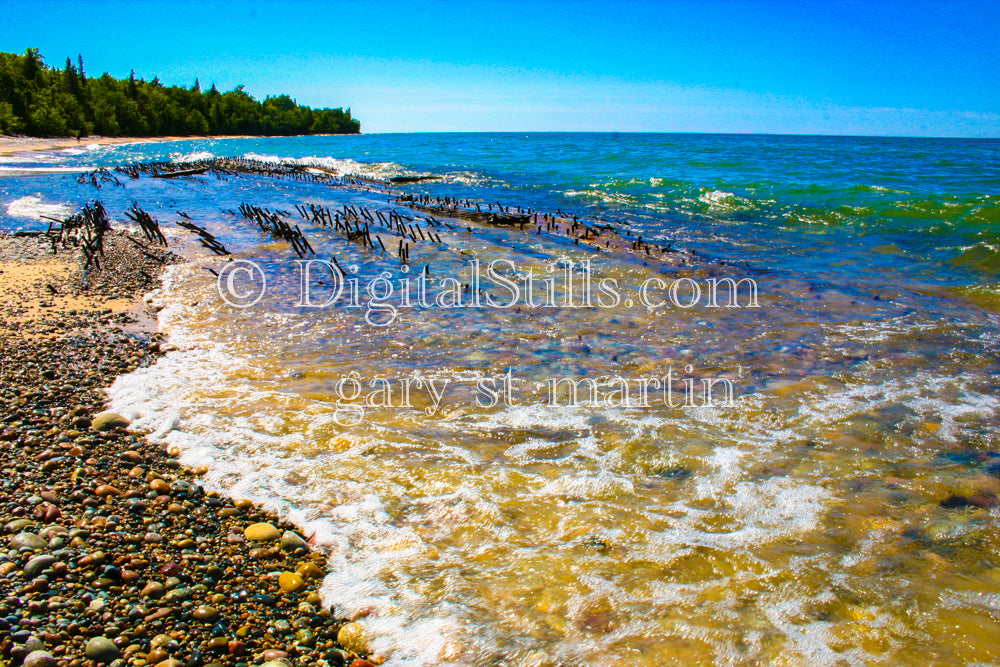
[0,135,256,157]
[0,232,377,666]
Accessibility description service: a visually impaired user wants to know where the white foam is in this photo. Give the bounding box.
[242,152,411,180]
[5,195,73,220]
[106,256,995,667]
[174,150,214,163]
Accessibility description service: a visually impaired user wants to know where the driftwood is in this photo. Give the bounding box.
[123,206,167,246]
[152,166,209,179]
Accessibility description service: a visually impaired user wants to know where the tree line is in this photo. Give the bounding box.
[0,49,360,137]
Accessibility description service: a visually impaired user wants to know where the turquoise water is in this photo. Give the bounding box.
[4,133,1000,279]
[3,133,1000,666]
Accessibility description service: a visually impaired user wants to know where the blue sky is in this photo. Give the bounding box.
[1,0,997,136]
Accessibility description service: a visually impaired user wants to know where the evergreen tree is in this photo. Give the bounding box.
[0,49,361,137]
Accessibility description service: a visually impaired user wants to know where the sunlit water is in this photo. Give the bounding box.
[3,133,1000,665]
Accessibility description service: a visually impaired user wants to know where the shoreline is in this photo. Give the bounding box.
[0,135,282,156]
[0,232,378,666]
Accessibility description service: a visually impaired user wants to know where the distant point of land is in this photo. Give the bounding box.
[0,48,360,138]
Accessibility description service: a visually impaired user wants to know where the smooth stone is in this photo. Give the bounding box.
[141,581,165,598]
[206,637,228,652]
[151,634,178,650]
[122,450,144,463]
[23,555,57,578]
[296,562,323,579]
[278,571,305,593]
[262,650,288,660]
[85,636,121,663]
[91,412,130,431]
[6,518,35,532]
[23,650,58,667]
[244,522,281,541]
[193,605,220,621]
[154,660,185,667]
[337,622,370,654]
[280,530,308,551]
[258,661,292,667]
[146,648,169,663]
[165,587,192,602]
[10,532,47,550]
[149,479,171,493]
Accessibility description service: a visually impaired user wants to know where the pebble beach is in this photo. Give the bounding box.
[0,233,376,667]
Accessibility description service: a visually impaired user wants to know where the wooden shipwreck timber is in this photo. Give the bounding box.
[75,156,718,271]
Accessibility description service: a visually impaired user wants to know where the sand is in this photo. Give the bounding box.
[0,134,256,156]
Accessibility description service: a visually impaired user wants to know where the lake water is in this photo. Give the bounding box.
[3,132,1000,665]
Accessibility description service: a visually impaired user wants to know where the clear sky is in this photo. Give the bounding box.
[1,0,998,136]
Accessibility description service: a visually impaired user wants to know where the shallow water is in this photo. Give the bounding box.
[3,133,1000,665]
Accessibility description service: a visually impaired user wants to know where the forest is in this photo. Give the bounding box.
[0,49,360,137]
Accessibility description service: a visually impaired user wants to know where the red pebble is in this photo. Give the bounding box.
[160,561,183,576]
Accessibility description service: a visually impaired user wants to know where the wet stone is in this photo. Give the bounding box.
[85,636,121,663]
[91,412,130,431]
[23,555,57,578]
[142,580,165,598]
[23,650,58,667]
[337,622,370,654]
[244,522,282,541]
[278,571,305,593]
[193,604,220,621]
[10,531,47,550]
[280,530,308,551]
[6,518,35,532]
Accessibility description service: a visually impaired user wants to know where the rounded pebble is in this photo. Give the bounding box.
[337,622,370,654]
[85,636,122,663]
[23,650,58,667]
[244,522,281,541]
[91,411,130,431]
[278,571,305,593]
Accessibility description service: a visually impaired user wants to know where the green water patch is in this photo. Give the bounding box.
[948,242,1000,275]
[955,282,1000,314]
